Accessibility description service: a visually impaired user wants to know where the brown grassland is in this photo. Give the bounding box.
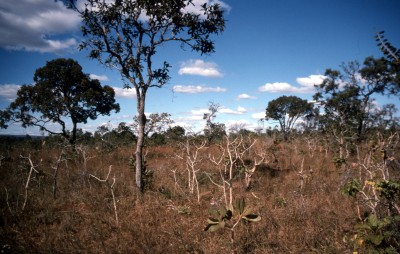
[0,134,399,253]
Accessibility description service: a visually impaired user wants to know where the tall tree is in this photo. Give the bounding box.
[71,0,225,191]
[265,95,312,140]
[0,58,120,145]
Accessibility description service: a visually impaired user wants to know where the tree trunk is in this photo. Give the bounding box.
[357,97,369,141]
[135,91,146,192]
[70,121,77,145]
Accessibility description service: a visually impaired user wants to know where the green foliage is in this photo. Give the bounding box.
[377,180,400,201]
[149,133,166,146]
[204,198,260,232]
[343,168,400,252]
[204,206,232,232]
[332,157,347,169]
[274,196,288,208]
[165,126,186,142]
[314,57,399,140]
[234,198,261,222]
[203,122,226,143]
[352,214,400,253]
[341,178,361,197]
[94,122,137,149]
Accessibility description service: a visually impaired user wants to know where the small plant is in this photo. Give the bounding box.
[204,198,261,253]
[351,214,400,253]
[274,196,288,208]
[341,134,400,253]
[341,178,361,197]
[332,156,346,169]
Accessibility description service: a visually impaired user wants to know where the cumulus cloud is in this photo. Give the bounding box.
[296,74,326,89]
[90,74,109,81]
[258,74,326,94]
[190,108,209,116]
[237,93,256,100]
[178,59,223,77]
[251,112,266,120]
[0,0,81,53]
[173,85,226,93]
[220,106,247,115]
[258,82,296,93]
[0,84,21,101]
[112,87,136,98]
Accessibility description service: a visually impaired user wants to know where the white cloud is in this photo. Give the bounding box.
[0,0,81,53]
[0,84,21,101]
[258,75,326,94]
[237,106,247,113]
[237,93,256,100]
[258,82,297,93]
[220,106,247,115]
[173,85,226,93]
[90,74,109,81]
[113,87,136,98]
[178,59,223,77]
[251,112,265,120]
[177,108,210,123]
[190,108,209,116]
[296,74,326,89]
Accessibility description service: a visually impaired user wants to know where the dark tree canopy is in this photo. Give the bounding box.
[0,58,120,144]
[313,68,361,140]
[314,57,399,140]
[165,125,186,141]
[265,95,312,140]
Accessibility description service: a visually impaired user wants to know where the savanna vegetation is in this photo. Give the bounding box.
[0,0,399,252]
[0,122,399,253]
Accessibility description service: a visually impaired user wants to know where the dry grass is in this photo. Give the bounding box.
[0,135,394,253]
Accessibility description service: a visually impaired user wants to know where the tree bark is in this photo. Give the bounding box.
[135,90,146,192]
[71,121,77,145]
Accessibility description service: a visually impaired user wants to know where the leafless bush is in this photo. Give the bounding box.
[175,140,207,203]
[89,165,119,227]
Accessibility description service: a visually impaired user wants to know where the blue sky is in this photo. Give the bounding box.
[0,0,399,136]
